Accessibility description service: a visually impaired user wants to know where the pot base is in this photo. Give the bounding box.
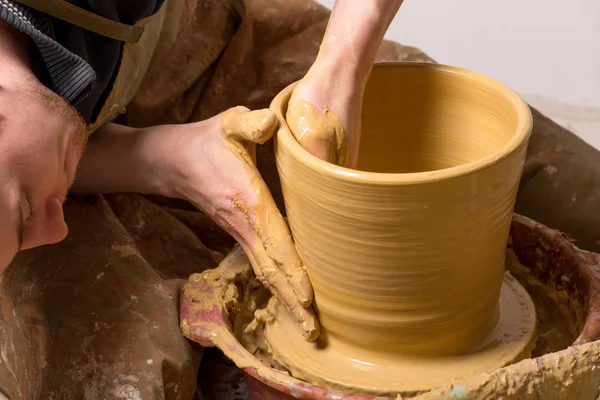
[264,272,537,396]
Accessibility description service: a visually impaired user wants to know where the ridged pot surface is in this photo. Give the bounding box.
[274,63,532,355]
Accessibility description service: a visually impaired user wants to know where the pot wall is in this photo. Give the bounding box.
[273,63,532,355]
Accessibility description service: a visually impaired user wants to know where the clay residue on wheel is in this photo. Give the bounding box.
[504,249,580,355]
[180,246,301,389]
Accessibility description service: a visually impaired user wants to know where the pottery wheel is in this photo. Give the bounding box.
[264,272,537,396]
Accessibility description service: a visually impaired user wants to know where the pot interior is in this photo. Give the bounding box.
[358,64,525,173]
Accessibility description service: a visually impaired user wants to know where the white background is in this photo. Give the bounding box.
[316,0,600,148]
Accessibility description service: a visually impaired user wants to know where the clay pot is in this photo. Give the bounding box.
[273,63,532,354]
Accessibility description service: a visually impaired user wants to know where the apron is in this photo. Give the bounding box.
[13,0,176,134]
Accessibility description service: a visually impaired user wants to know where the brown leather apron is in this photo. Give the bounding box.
[13,0,171,134]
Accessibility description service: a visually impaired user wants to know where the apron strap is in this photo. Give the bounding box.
[13,0,143,43]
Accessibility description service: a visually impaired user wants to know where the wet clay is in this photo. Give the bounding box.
[285,99,350,167]
[219,106,319,341]
[504,249,580,355]
[180,246,298,387]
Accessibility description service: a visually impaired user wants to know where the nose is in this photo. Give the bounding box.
[21,197,68,250]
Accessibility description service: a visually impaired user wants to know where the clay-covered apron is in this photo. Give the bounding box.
[12,0,169,134]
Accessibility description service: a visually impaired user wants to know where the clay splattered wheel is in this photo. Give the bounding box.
[264,273,537,396]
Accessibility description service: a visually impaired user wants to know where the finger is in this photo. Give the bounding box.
[252,199,313,307]
[222,106,278,145]
[242,239,320,341]
[240,156,313,306]
[223,212,317,339]
[221,105,314,305]
[220,105,317,333]
[285,98,350,167]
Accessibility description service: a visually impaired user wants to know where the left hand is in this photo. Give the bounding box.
[285,0,405,169]
[164,106,320,341]
[286,65,360,168]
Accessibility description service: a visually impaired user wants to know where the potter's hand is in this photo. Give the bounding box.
[172,107,319,341]
[287,0,405,169]
[286,69,356,168]
[74,106,319,340]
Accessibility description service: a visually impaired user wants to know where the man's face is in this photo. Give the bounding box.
[0,82,87,271]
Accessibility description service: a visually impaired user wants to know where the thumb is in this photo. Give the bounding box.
[222,106,278,145]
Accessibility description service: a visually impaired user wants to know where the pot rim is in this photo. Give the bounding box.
[272,62,533,185]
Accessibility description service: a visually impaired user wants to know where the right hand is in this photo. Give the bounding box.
[160,106,320,341]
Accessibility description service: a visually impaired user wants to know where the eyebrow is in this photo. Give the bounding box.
[17,202,24,250]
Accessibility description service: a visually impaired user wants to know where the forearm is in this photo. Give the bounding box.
[317,0,404,80]
[72,123,176,197]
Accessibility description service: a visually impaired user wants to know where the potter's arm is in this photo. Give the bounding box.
[71,122,173,196]
[321,0,403,78]
[287,0,404,167]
